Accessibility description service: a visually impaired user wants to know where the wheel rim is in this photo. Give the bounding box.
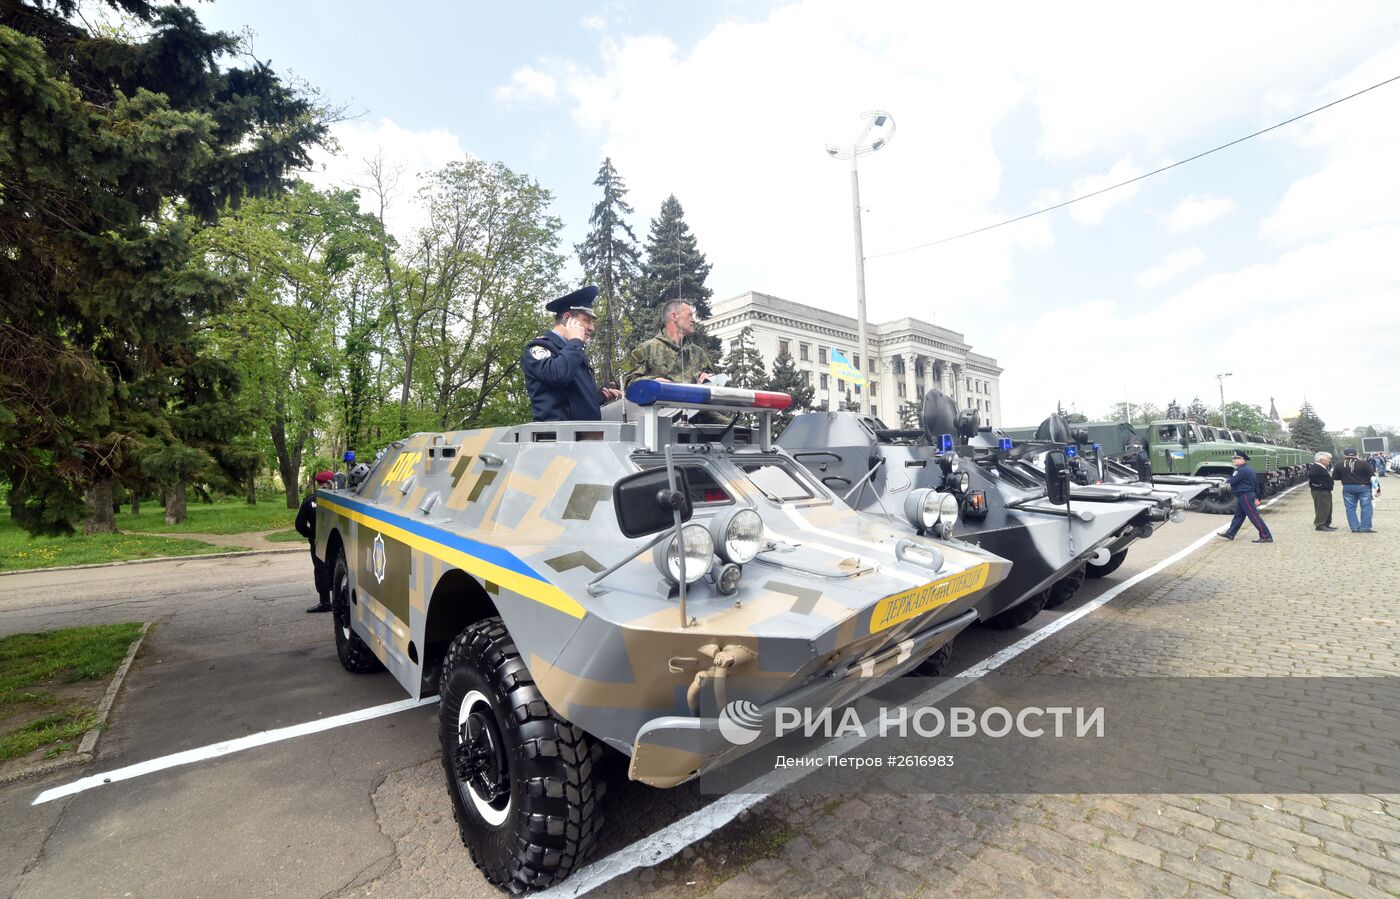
[455,690,511,826]
[333,566,352,641]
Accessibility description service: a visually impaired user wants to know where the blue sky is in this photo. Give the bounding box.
[198,1,1400,431]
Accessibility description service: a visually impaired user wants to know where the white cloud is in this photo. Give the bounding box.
[1067,159,1143,225]
[1135,247,1205,290]
[493,66,558,105]
[1164,194,1235,232]
[304,118,467,240]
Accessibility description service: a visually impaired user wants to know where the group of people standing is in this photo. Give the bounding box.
[521,286,715,423]
[1309,448,1382,534]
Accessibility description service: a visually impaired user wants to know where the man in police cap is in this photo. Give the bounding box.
[1216,450,1273,543]
[522,286,621,422]
[296,471,336,612]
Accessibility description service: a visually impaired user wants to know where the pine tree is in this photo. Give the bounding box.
[1290,401,1331,454]
[899,401,922,429]
[634,195,714,341]
[841,391,861,413]
[767,351,814,435]
[0,1,323,533]
[722,327,767,389]
[575,158,641,387]
[1185,396,1211,424]
[1165,398,1184,419]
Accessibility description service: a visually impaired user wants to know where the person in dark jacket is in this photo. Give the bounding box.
[522,286,620,423]
[296,471,336,613]
[1333,448,1376,533]
[1217,450,1273,543]
[1307,452,1336,531]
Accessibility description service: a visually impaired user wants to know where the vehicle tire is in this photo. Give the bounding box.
[331,549,384,674]
[1045,563,1087,608]
[439,617,604,893]
[912,641,955,676]
[1085,550,1128,579]
[1196,492,1238,515]
[983,588,1049,630]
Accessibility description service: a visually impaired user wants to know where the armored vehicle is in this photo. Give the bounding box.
[779,390,1164,642]
[314,382,1010,892]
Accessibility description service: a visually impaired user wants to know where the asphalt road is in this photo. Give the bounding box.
[0,501,1259,898]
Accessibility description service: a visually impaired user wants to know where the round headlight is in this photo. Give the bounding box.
[948,455,961,473]
[710,507,764,564]
[956,470,971,493]
[904,488,939,530]
[653,524,715,584]
[934,492,960,538]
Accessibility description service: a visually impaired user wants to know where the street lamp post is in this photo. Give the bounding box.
[1216,372,1233,431]
[827,111,896,410]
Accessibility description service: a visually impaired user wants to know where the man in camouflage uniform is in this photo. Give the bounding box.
[622,299,716,387]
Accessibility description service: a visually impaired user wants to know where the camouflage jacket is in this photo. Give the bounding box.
[622,331,715,386]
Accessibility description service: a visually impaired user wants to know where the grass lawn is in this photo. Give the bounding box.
[0,518,240,572]
[264,529,305,543]
[0,622,143,761]
[117,497,302,535]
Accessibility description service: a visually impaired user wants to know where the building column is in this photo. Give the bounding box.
[951,363,965,409]
[904,354,919,408]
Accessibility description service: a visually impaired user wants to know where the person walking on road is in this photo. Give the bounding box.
[1333,448,1376,533]
[296,471,336,613]
[1217,450,1273,543]
[1308,451,1337,531]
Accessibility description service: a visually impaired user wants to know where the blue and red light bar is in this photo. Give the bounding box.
[625,380,793,410]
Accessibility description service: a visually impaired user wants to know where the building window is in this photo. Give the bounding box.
[837,378,846,391]
[894,357,905,375]
[870,356,877,372]
[869,382,877,396]
[820,373,829,389]
[729,339,740,353]
[966,378,973,393]
[854,384,861,395]
[897,382,906,398]
[818,346,828,364]
[800,370,811,385]
[870,404,877,417]
[779,338,790,357]
[986,401,992,419]
[853,353,860,369]
[800,343,810,361]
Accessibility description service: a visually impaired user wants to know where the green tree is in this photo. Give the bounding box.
[1164,398,1184,419]
[634,195,714,340]
[203,183,380,508]
[723,327,767,389]
[767,351,814,435]
[410,159,565,431]
[841,391,861,413]
[1185,396,1211,424]
[0,1,323,532]
[1212,402,1270,434]
[575,158,640,388]
[1289,401,1331,455]
[1108,402,1164,425]
[899,401,922,429]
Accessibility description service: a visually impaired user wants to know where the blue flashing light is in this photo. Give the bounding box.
[1091,443,1101,453]
[1066,445,1078,458]
[997,438,1013,452]
[343,450,356,463]
[626,380,710,406]
[938,433,954,453]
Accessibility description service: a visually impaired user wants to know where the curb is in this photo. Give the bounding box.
[0,546,304,578]
[0,622,151,787]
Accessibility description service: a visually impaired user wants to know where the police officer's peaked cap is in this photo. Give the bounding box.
[545,285,599,315]
[314,470,336,483]
[1343,447,1357,456]
[1232,450,1249,461]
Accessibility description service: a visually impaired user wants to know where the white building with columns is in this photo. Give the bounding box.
[706,291,1003,427]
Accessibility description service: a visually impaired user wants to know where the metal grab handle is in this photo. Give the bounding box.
[894,539,944,572]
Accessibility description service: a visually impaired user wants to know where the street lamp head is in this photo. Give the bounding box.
[824,110,896,159]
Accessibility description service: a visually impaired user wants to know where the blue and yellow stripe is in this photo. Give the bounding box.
[318,493,587,619]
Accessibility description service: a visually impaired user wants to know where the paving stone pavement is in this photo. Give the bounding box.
[591,489,1400,898]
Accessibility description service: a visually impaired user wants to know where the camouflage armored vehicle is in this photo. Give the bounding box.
[779,389,1164,644]
[314,381,1010,892]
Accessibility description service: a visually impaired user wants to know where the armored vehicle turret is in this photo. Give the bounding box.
[314,381,1010,892]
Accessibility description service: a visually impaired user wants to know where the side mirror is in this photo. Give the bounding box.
[1044,450,1069,505]
[613,468,693,538]
[1180,436,1190,448]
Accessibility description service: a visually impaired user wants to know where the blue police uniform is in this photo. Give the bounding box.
[522,286,606,422]
[1219,455,1273,541]
[522,329,603,422]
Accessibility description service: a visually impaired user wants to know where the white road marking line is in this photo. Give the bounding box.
[540,482,1306,898]
[32,696,439,806]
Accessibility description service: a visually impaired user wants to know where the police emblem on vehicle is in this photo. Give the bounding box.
[372,533,386,584]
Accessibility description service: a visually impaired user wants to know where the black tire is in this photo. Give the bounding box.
[1045,563,1087,608]
[439,618,604,893]
[983,588,1049,630]
[331,549,384,673]
[1196,492,1238,515]
[1085,550,1128,579]
[912,641,955,676]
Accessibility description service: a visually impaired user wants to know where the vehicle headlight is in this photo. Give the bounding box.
[709,507,764,564]
[653,524,715,584]
[905,488,940,530]
[933,492,959,538]
[954,470,970,493]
